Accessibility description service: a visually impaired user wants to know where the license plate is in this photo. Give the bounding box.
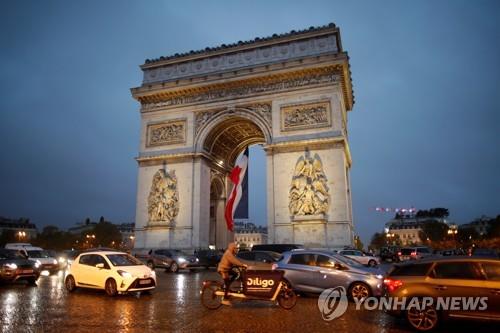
[22,269,33,274]
[139,279,151,285]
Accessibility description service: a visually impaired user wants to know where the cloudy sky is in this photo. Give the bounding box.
[1,0,499,244]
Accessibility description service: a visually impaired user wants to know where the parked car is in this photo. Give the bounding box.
[134,248,202,273]
[237,250,281,269]
[384,257,500,331]
[56,250,81,270]
[338,249,380,267]
[275,250,384,299]
[65,250,156,296]
[471,248,499,259]
[5,243,58,274]
[398,246,433,262]
[434,248,465,256]
[379,246,401,262]
[251,244,304,253]
[194,249,222,269]
[0,249,41,285]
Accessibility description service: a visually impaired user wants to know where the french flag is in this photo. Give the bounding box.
[224,148,249,232]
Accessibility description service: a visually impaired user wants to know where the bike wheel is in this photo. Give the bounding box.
[201,282,223,310]
[277,286,297,309]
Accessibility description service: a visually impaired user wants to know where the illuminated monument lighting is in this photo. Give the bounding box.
[130,23,355,249]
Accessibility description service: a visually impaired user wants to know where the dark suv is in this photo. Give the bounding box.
[0,249,40,285]
[384,257,500,331]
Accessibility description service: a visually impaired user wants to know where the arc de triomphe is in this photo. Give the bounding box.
[131,23,355,250]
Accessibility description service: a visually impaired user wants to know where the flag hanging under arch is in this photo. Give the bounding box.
[224,148,249,232]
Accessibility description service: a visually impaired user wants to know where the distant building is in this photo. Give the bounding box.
[234,221,267,248]
[0,217,38,240]
[458,216,492,236]
[68,220,97,235]
[385,215,449,246]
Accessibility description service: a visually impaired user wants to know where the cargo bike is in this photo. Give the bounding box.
[200,266,297,309]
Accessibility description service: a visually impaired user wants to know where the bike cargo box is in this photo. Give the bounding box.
[243,270,283,298]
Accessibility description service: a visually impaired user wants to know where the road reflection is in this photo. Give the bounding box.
[0,270,498,333]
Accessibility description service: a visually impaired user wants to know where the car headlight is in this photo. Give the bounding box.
[58,257,66,263]
[35,260,41,268]
[376,274,384,279]
[4,263,17,270]
[150,270,156,278]
[117,270,132,278]
[177,257,187,263]
[52,259,58,265]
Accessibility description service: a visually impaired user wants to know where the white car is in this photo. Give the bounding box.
[338,249,380,267]
[65,251,156,296]
[5,243,58,274]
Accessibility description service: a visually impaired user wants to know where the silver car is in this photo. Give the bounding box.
[276,250,384,299]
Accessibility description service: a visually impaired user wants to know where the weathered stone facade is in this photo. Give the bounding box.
[131,23,355,250]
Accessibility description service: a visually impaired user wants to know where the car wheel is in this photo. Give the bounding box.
[406,300,439,331]
[368,259,377,267]
[65,275,76,292]
[349,282,371,301]
[170,262,179,273]
[147,261,155,270]
[105,278,118,297]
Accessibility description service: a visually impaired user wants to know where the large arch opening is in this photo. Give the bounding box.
[202,116,266,168]
[202,115,268,249]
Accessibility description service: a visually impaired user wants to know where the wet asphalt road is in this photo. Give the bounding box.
[0,269,499,333]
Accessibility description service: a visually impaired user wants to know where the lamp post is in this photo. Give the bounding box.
[447,228,458,247]
[17,231,26,241]
[85,234,96,248]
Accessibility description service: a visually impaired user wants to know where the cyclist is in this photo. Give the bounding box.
[217,242,248,305]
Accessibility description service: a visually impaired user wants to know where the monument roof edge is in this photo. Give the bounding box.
[141,23,339,69]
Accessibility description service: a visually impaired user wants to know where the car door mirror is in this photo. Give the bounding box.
[95,263,105,269]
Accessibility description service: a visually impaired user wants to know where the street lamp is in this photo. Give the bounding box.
[17,231,26,241]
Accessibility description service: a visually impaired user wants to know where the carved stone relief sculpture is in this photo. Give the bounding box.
[281,101,331,132]
[146,119,186,147]
[289,152,329,216]
[148,169,179,224]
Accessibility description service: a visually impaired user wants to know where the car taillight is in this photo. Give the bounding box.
[410,251,417,256]
[383,278,404,292]
[271,263,278,271]
[397,251,402,256]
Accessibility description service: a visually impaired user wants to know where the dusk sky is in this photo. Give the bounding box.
[1,1,499,245]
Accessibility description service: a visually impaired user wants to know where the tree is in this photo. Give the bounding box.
[369,232,386,249]
[354,236,364,251]
[92,221,122,248]
[487,215,500,238]
[419,220,449,242]
[0,230,17,246]
[33,225,78,250]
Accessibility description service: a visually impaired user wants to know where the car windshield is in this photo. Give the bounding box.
[27,250,51,258]
[335,254,364,268]
[0,250,25,260]
[106,254,143,266]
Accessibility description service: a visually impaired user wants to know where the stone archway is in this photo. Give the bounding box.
[131,24,355,250]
